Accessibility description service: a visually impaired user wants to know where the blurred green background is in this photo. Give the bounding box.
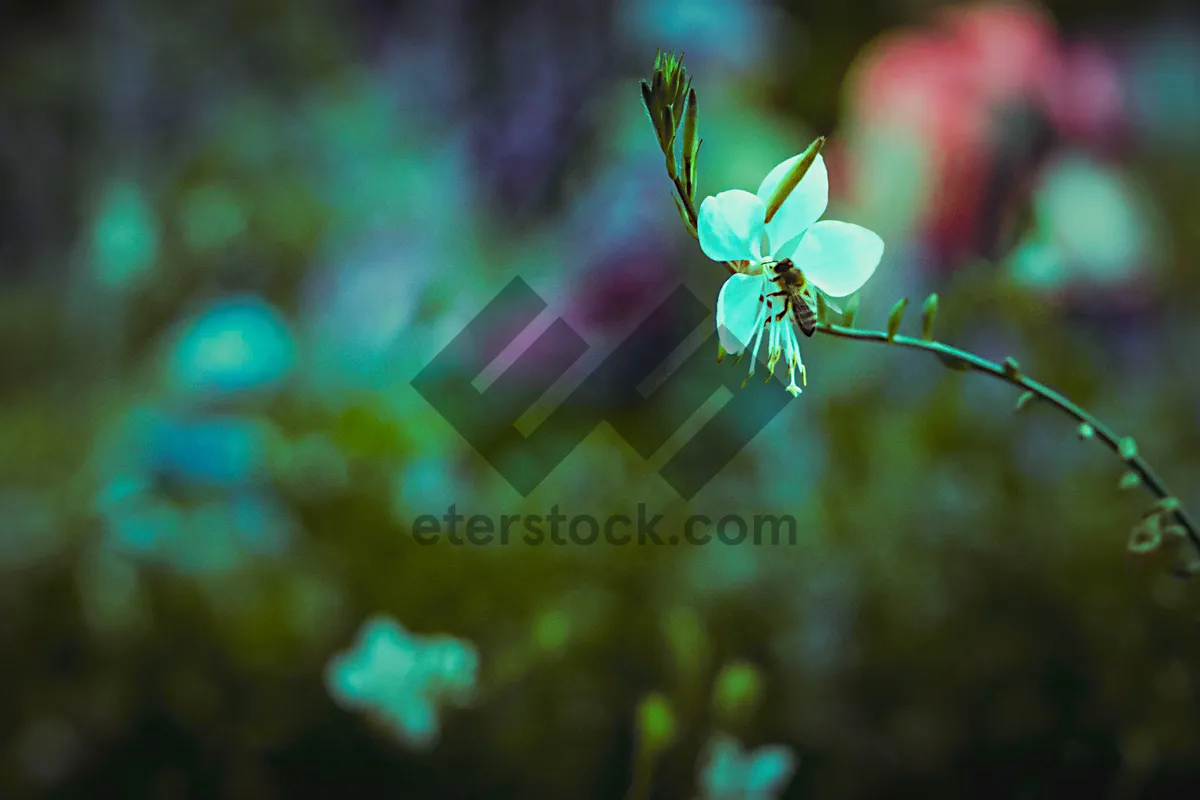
[3,0,1200,797]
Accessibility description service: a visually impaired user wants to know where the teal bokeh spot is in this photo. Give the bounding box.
[326,615,478,749]
[698,733,796,800]
[91,179,159,289]
[167,296,296,399]
[146,414,270,487]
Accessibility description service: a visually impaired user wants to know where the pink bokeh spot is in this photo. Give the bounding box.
[845,2,1127,264]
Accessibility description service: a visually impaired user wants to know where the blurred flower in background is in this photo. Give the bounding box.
[843,2,1126,265]
[89,292,302,574]
[620,0,776,72]
[1008,151,1158,310]
[89,178,160,292]
[164,295,296,402]
[91,406,295,574]
[696,732,796,800]
[325,615,479,749]
[301,230,434,392]
[4,0,1200,796]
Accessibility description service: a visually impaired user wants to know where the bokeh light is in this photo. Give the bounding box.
[3,0,1200,797]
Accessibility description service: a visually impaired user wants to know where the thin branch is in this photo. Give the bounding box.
[642,54,1199,575]
[815,321,1200,562]
[668,174,735,275]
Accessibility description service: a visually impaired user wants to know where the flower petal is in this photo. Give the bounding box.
[757,153,828,251]
[715,274,764,354]
[698,190,766,262]
[790,220,884,298]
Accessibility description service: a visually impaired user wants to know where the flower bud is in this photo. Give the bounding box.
[841,294,859,328]
[886,297,908,341]
[764,137,824,225]
[637,693,676,754]
[682,88,699,197]
[920,293,938,341]
[712,660,762,725]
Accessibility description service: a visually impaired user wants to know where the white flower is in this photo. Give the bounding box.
[697,732,796,800]
[698,152,884,396]
[325,615,479,749]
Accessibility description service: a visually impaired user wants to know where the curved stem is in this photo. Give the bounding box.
[640,63,1196,569]
[659,143,737,276]
[668,174,736,276]
[815,320,1200,562]
[672,175,697,229]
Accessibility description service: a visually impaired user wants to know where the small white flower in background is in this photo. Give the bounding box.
[697,732,797,800]
[1010,152,1154,302]
[325,614,479,749]
[698,151,884,396]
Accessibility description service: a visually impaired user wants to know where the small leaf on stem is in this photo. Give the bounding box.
[920,293,938,341]
[1118,471,1141,490]
[1164,524,1189,540]
[640,80,655,119]
[1152,497,1182,516]
[1119,437,1138,460]
[937,352,972,371]
[1078,422,1095,439]
[887,297,908,341]
[1015,391,1036,412]
[841,294,859,328]
[672,194,696,237]
[1129,517,1163,554]
[1003,357,1022,379]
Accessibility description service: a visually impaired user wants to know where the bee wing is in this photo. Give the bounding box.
[811,287,842,315]
[802,286,841,315]
[790,288,818,336]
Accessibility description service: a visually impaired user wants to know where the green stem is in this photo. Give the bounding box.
[815,321,1200,563]
[668,173,737,276]
[642,63,1197,572]
[673,175,697,231]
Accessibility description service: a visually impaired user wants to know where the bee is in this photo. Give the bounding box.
[762,258,839,337]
